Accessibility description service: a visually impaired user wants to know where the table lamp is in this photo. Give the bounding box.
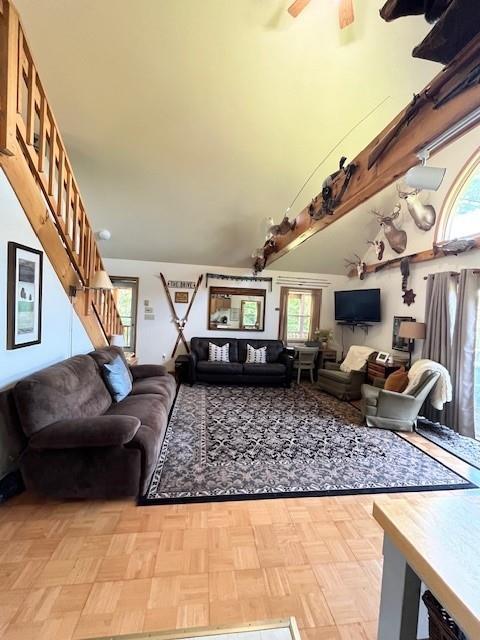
[398,321,426,368]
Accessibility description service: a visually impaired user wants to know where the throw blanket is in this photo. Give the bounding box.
[403,359,452,410]
[340,346,375,373]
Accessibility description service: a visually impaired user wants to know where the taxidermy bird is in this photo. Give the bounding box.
[265,216,296,239]
[397,185,436,231]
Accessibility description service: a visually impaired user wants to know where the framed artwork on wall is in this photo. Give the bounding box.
[7,242,43,349]
[392,315,415,352]
[175,291,189,303]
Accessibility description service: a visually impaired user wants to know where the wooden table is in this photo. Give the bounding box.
[373,494,480,640]
[367,359,404,384]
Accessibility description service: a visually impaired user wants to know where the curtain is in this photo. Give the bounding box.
[451,270,479,437]
[278,287,290,343]
[309,290,323,342]
[422,271,457,424]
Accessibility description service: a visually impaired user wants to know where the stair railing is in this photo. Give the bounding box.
[0,0,122,339]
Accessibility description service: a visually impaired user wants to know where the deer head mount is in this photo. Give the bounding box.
[367,239,385,261]
[372,204,407,254]
[344,255,367,280]
[396,184,436,231]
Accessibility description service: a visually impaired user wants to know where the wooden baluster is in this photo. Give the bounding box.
[57,145,64,223]
[65,168,72,244]
[16,27,23,116]
[0,1,19,154]
[78,203,86,275]
[38,91,47,173]
[47,121,56,196]
[25,57,36,146]
[72,189,79,257]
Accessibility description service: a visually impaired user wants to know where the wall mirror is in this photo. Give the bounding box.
[208,286,266,331]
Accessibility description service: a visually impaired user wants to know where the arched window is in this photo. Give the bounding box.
[440,150,480,241]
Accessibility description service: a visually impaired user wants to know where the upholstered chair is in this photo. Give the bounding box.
[317,362,368,401]
[361,372,440,432]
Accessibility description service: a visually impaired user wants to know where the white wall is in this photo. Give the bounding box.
[0,169,93,476]
[104,257,348,368]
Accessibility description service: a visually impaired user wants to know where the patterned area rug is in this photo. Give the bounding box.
[417,421,480,471]
[141,385,473,505]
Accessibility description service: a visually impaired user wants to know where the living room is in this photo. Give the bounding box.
[1,1,480,639]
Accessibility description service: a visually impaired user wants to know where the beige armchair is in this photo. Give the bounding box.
[361,372,440,432]
[317,362,367,401]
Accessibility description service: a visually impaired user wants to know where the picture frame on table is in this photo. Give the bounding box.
[7,242,43,350]
[376,351,390,364]
[392,315,415,352]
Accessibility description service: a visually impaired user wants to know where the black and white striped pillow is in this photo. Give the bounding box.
[246,344,267,364]
[208,342,230,362]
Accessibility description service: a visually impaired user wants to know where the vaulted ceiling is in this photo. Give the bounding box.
[15,0,438,272]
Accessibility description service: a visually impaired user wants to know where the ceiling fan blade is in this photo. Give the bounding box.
[339,0,355,29]
[287,0,311,18]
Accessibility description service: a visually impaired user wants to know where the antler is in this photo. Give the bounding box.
[371,208,384,220]
[391,203,402,219]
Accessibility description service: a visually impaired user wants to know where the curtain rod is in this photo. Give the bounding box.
[423,270,480,280]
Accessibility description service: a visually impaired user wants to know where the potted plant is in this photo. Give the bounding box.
[314,328,333,349]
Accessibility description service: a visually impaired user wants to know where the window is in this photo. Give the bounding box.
[241,300,260,329]
[279,288,322,343]
[111,276,139,353]
[440,151,480,242]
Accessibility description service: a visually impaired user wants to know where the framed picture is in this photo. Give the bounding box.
[392,315,415,352]
[175,291,189,303]
[376,351,390,364]
[7,242,43,349]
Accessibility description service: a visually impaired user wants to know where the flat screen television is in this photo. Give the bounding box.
[334,288,381,323]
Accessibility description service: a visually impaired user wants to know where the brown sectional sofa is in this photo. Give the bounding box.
[13,347,176,499]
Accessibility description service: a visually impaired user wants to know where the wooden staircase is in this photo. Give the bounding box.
[0,0,122,347]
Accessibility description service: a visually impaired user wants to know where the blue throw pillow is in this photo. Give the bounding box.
[103,354,132,403]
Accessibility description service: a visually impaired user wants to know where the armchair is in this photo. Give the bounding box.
[317,361,367,401]
[361,372,440,431]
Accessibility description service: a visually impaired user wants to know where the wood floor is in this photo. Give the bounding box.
[0,432,477,640]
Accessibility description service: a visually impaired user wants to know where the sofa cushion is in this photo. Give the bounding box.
[197,361,243,375]
[191,337,238,362]
[130,374,176,403]
[245,344,267,364]
[237,340,284,363]
[89,346,133,381]
[106,393,167,434]
[102,355,133,403]
[208,342,230,362]
[14,355,112,437]
[243,363,286,376]
[384,366,409,393]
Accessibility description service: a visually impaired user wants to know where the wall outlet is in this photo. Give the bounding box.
[162,354,166,360]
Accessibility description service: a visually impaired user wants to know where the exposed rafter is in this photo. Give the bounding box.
[264,32,480,268]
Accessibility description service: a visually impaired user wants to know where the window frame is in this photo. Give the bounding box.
[110,276,139,354]
[436,148,480,246]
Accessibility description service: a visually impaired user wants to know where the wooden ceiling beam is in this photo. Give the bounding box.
[264,33,480,267]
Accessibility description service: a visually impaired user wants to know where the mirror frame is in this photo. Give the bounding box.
[208,286,266,332]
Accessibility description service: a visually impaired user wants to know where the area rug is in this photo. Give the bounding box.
[416,421,480,471]
[141,385,474,505]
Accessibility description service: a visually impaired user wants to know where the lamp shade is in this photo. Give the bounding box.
[398,321,426,340]
[90,269,113,290]
[110,333,125,348]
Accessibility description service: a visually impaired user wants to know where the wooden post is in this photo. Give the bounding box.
[0,0,19,155]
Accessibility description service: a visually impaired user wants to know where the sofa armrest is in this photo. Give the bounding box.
[377,390,417,419]
[130,364,167,380]
[187,352,198,384]
[29,415,141,449]
[324,362,341,371]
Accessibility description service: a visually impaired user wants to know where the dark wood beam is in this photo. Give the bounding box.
[265,33,480,267]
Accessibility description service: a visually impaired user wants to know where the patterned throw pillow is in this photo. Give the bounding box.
[208,342,230,362]
[246,344,267,364]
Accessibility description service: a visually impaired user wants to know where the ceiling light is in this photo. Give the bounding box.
[405,164,446,191]
[96,229,111,241]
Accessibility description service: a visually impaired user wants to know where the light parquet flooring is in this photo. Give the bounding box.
[0,433,477,640]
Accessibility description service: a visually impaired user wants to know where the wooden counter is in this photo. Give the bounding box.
[374,493,480,639]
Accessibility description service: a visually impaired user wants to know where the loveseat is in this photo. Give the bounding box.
[187,337,293,386]
[13,346,176,499]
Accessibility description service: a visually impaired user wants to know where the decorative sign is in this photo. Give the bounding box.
[205,272,273,291]
[175,291,189,303]
[167,280,196,289]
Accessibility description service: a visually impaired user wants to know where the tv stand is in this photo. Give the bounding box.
[337,321,373,335]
